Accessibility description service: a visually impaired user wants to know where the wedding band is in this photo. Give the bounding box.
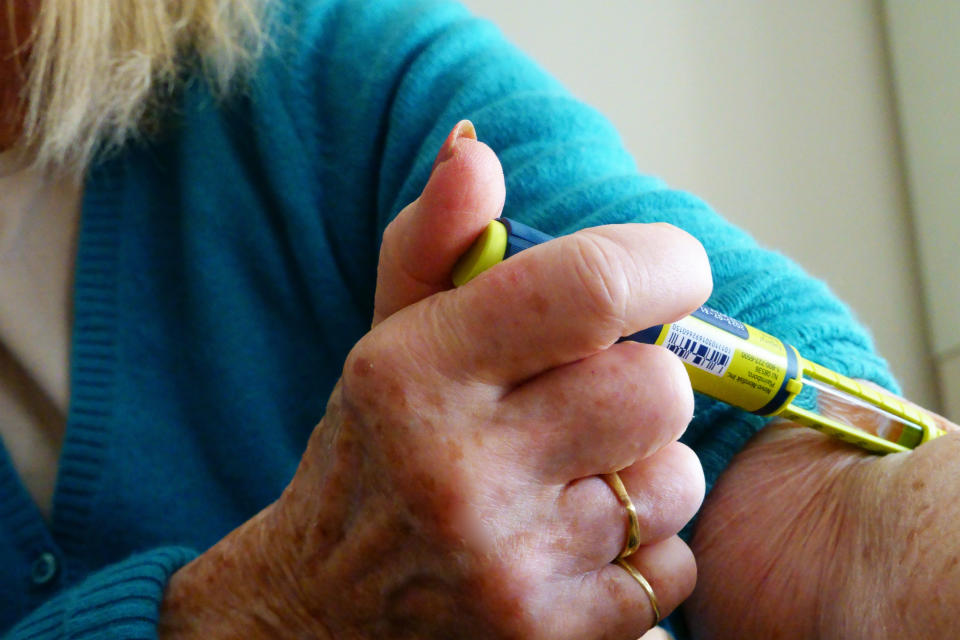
[602,472,641,559]
[615,558,662,626]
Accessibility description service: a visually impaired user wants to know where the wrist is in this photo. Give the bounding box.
[158,501,333,639]
[686,423,874,638]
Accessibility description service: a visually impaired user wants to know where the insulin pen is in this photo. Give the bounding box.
[452,217,945,454]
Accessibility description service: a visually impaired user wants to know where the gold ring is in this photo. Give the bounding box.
[602,472,641,559]
[615,558,661,626]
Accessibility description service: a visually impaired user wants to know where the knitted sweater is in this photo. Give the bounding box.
[0,0,895,637]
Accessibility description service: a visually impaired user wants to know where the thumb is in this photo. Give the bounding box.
[373,120,506,326]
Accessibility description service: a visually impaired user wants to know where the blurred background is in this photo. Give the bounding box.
[460,0,959,420]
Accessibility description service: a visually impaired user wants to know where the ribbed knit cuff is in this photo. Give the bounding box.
[8,547,197,640]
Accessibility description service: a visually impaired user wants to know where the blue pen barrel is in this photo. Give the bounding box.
[498,217,556,258]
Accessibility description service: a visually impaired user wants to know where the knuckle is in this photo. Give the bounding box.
[667,442,707,515]
[341,332,409,410]
[563,232,634,335]
[631,444,705,538]
[379,206,413,258]
[341,336,382,390]
[663,350,696,426]
[652,222,713,301]
[381,212,401,245]
[343,297,459,404]
[642,346,696,433]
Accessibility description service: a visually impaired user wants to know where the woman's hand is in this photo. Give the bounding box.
[158,122,712,639]
[686,405,960,638]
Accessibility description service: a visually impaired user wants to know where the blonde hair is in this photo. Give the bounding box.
[14,0,267,174]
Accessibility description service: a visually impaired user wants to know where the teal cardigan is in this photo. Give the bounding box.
[1,0,895,636]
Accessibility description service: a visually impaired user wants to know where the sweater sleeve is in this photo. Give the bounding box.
[4,548,196,639]
[287,0,897,492]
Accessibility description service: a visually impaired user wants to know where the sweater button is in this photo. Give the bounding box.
[31,552,59,586]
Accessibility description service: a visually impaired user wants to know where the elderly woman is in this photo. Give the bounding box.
[1,1,957,638]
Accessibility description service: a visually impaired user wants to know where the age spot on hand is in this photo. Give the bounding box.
[352,356,374,377]
[529,292,551,318]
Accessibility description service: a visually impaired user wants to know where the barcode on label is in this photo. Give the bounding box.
[663,325,734,377]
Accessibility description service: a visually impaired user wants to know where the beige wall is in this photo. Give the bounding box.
[884,1,960,420]
[460,0,942,412]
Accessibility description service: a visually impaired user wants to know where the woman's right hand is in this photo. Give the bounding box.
[159,124,711,639]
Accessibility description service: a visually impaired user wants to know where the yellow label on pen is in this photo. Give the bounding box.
[650,314,803,415]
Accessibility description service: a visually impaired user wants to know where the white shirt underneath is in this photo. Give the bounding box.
[0,149,81,520]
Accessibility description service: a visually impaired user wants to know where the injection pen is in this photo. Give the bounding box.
[452,217,944,454]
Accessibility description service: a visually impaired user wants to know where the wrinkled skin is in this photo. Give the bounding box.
[158,123,709,639]
[688,408,960,639]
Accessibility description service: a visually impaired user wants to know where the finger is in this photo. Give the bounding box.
[503,341,694,481]
[373,120,505,326]
[556,442,704,572]
[618,442,704,544]
[608,537,696,633]
[543,535,696,639]
[403,221,712,388]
